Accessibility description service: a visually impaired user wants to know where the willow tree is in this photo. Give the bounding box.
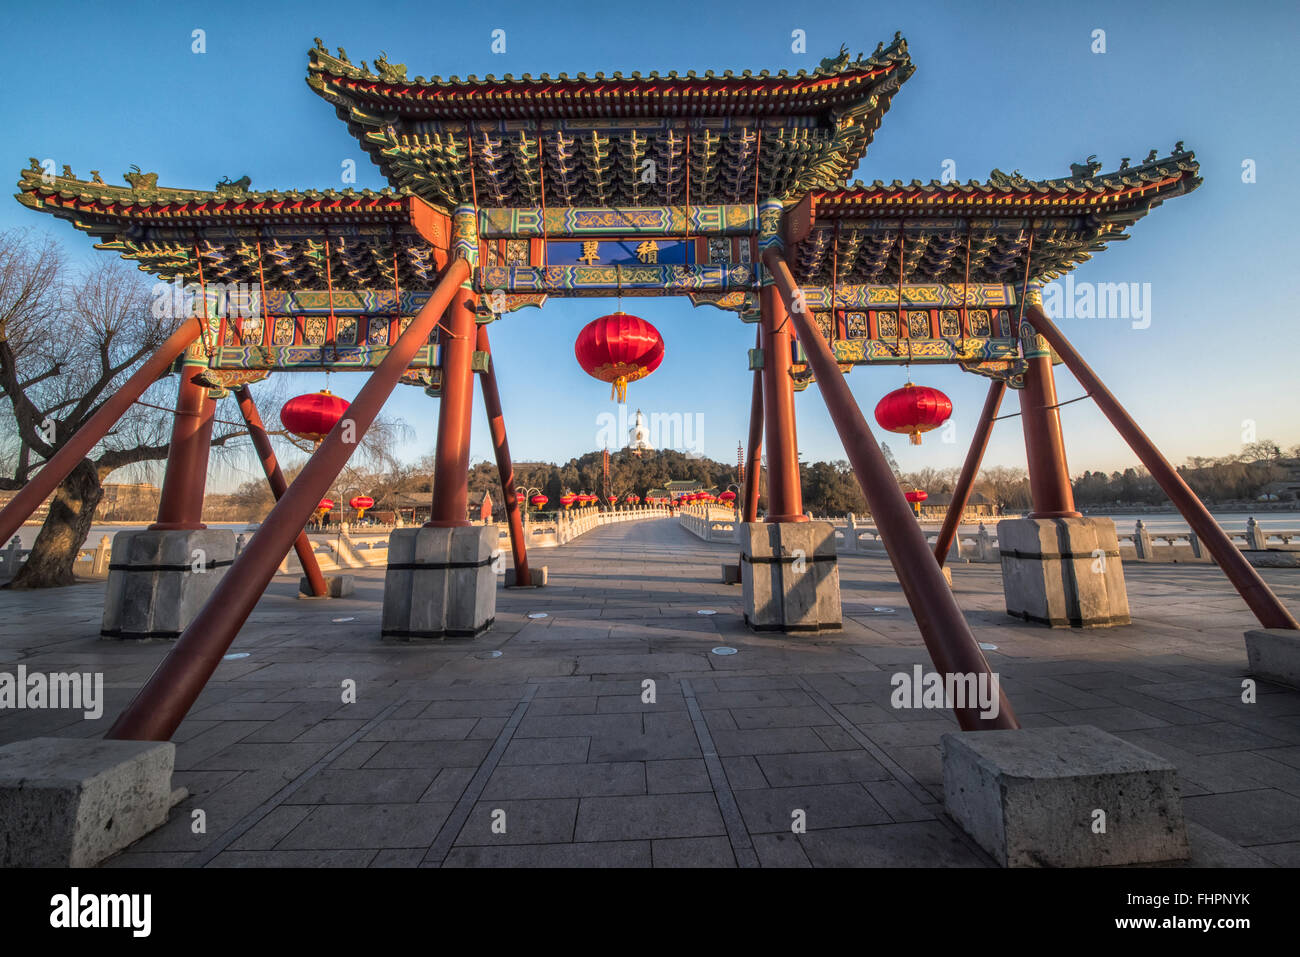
[0,229,250,587]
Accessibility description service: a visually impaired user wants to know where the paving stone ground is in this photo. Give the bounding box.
[3,517,1299,867]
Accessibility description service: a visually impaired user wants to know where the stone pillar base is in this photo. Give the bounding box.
[101,529,234,640]
[942,725,1189,867]
[505,565,546,587]
[998,517,1130,628]
[740,521,841,633]
[298,574,354,599]
[0,738,176,867]
[1244,629,1300,689]
[382,526,497,640]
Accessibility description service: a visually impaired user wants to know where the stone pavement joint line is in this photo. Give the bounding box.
[681,678,759,868]
[793,676,935,807]
[187,698,409,868]
[422,684,540,867]
[791,676,993,862]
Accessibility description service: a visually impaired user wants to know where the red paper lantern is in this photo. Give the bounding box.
[628,495,640,504]
[608,495,619,504]
[874,383,952,445]
[574,312,665,402]
[281,390,350,443]
[904,490,928,504]
[530,494,548,509]
[349,495,374,510]
[318,498,335,512]
[719,491,736,503]
[561,494,577,508]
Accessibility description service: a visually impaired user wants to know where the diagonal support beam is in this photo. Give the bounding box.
[232,385,329,597]
[0,317,204,545]
[476,324,530,586]
[106,258,472,741]
[763,248,1018,731]
[1022,300,1298,630]
[935,379,1006,568]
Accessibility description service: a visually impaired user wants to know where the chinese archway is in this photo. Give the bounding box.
[5,32,1293,748]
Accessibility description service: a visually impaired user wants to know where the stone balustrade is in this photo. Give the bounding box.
[2,508,676,582]
[824,515,1300,567]
[6,512,1297,583]
[0,534,114,580]
[524,505,671,548]
[677,504,740,542]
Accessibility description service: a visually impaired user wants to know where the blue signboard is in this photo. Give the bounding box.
[545,238,692,266]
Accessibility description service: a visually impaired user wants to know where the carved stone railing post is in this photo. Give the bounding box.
[3,535,22,577]
[92,535,112,575]
[1135,519,1154,559]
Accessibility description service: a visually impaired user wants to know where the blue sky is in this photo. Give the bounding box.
[4,0,1298,485]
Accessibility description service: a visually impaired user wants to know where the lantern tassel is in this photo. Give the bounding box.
[910,431,922,446]
[612,376,628,403]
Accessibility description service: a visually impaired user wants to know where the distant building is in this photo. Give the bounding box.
[98,483,161,519]
[390,491,431,525]
[0,482,159,523]
[648,479,721,503]
[919,490,997,520]
[627,409,654,455]
[663,479,703,494]
[0,488,52,521]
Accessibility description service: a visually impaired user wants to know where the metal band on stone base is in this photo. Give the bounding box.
[382,618,496,641]
[380,526,498,642]
[998,517,1131,628]
[100,529,236,640]
[739,521,842,633]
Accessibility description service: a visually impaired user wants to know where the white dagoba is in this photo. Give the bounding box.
[628,409,654,454]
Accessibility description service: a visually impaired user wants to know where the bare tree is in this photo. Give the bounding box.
[974,465,1032,513]
[1241,439,1283,463]
[0,230,248,588]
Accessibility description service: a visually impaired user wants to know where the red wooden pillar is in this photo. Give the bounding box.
[151,363,216,530]
[233,385,329,597]
[1021,299,1298,631]
[476,324,531,586]
[763,248,1017,730]
[427,207,477,529]
[0,317,203,544]
[1020,348,1079,519]
[742,327,764,524]
[935,379,1006,567]
[106,258,472,741]
[759,283,805,523]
